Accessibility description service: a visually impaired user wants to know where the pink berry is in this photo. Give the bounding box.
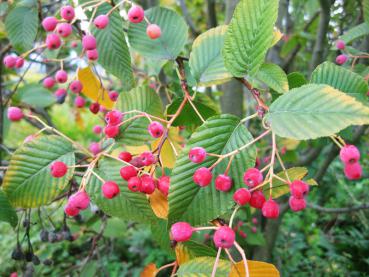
[215,174,233,191]
[3,55,16,68]
[54,88,67,97]
[60,5,75,21]
[344,162,362,180]
[233,188,251,205]
[50,161,68,178]
[70,80,83,93]
[128,176,141,192]
[120,166,137,181]
[102,181,120,199]
[74,96,86,108]
[56,23,73,37]
[170,222,193,242]
[249,191,266,209]
[43,77,55,89]
[262,199,280,219]
[140,175,156,194]
[89,102,100,114]
[89,142,101,155]
[146,24,161,40]
[118,151,132,162]
[189,147,207,163]
[290,180,309,199]
[71,41,78,48]
[46,33,61,50]
[104,125,120,138]
[213,226,235,249]
[108,91,119,101]
[68,191,90,210]
[289,196,306,212]
[140,151,155,166]
[251,226,257,233]
[239,230,247,238]
[42,16,58,31]
[99,106,107,113]
[82,35,97,50]
[193,167,212,187]
[93,125,103,134]
[105,110,123,125]
[94,14,109,29]
[243,168,263,188]
[252,217,258,225]
[10,273,18,277]
[340,145,360,164]
[148,121,164,138]
[336,39,345,50]
[55,70,68,83]
[64,204,80,216]
[7,107,23,121]
[15,57,24,68]
[336,54,348,65]
[127,6,145,23]
[86,49,99,61]
[158,175,170,196]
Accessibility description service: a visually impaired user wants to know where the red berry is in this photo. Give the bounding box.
[215,174,233,191]
[193,167,212,187]
[3,55,16,68]
[336,39,345,50]
[93,125,103,134]
[252,217,258,225]
[102,181,120,199]
[340,145,360,164]
[289,196,306,212]
[140,151,155,166]
[56,23,73,37]
[94,14,109,29]
[86,49,99,61]
[127,176,141,192]
[42,16,58,31]
[70,80,83,93]
[249,191,266,209]
[60,5,75,21]
[15,57,24,68]
[108,91,119,101]
[290,180,309,199]
[55,70,68,83]
[158,175,170,196]
[146,24,161,40]
[233,188,251,205]
[140,175,156,194]
[239,230,247,238]
[104,125,120,138]
[170,222,193,242]
[43,77,55,89]
[68,191,90,210]
[120,166,137,180]
[10,272,18,277]
[74,96,86,108]
[7,107,23,121]
[54,88,67,98]
[213,226,235,249]
[50,161,68,178]
[118,151,132,162]
[89,102,100,114]
[130,157,144,168]
[243,168,263,188]
[344,162,362,180]
[89,142,101,155]
[336,54,348,65]
[46,33,61,50]
[189,147,207,163]
[262,199,280,219]
[64,204,80,217]
[148,121,164,138]
[82,35,97,50]
[71,41,78,48]
[105,110,123,125]
[127,6,145,23]
[251,226,257,233]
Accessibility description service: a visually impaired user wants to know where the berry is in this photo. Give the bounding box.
[74,96,86,108]
[170,222,193,242]
[233,188,251,205]
[189,147,206,163]
[42,16,58,31]
[340,144,360,164]
[262,199,280,219]
[94,14,109,29]
[344,162,362,180]
[89,102,100,114]
[86,49,99,61]
[290,180,309,199]
[213,226,235,249]
[109,90,119,101]
[249,191,266,209]
[7,107,23,121]
[105,110,123,125]
[70,80,83,93]
[130,156,144,168]
[93,125,103,134]
[251,226,257,233]
[148,121,164,138]
[71,41,78,48]
[10,273,18,277]
[68,191,90,210]
[50,161,68,178]
[46,33,61,50]
[15,57,24,68]
[336,54,348,65]
[140,175,156,194]
[102,181,120,199]
[193,167,212,187]
[127,6,145,23]
[60,5,75,21]
[56,23,73,37]
[336,39,345,50]
[3,55,16,68]
[140,151,155,166]
[239,230,247,238]
[158,175,170,196]
[55,70,68,83]
[146,24,161,40]
[127,176,141,192]
[89,142,101,155]
[215,174,233,191]
[120,166,137,180]
[82,35,97,50]
[243,168,263,188]
[54,88,67,98]
[104,125,120,138]
[64,204,80,217]
[118,151,132,162]
[43,77,55,89]
[252,217,258,225]
[55,93,66,104]
[289,196,306,212]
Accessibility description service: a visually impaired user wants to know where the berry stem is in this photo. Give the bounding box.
[224,249,236,264]
[268,132,277,199]
[102,153,138,168]
[211,247,222,277]
[90,170,105,183]
[156,262,176,275]
[193,226,218,231]
[275,150,291,183]
[107,0,127,16]
[229,205,240,228]
[240,113,258,124]
[330,135,344,148]
[224,155,235,175]
[234,241,250,277]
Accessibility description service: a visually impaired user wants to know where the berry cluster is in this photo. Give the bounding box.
[335,40,348,65]
[340,144,362,180]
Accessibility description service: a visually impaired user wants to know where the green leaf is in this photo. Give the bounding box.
[340,22,369,44]
[0,189,18,228]
[168,114,256,226]
[311,61,368,102]
[116,85,163,146]
[5,3,38,52]
[2,135,75,208]
[266,84,369,140]
[151,219,175,256]
[182,240,218,258]
[363,0,369,25]
[17,84,56,108]
[223,0,279,77]
[92,3,134,91]
[177,257,230,277]
[128,7,188,60]
[166,93,219,128]
[256,63,289,94]
[86,157,156,223]
[189,26,232,86]
[287,72,307,89]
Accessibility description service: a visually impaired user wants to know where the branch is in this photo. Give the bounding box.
[206,0,218,28]
[308,203,369,213]
[178,0,199,36]
[236,77,269,113]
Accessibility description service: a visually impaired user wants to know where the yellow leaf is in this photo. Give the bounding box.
[230,260,280,277]
[271,27,283,47]
[77,67,114,110]
[149,189,168,219]
[74,110,85,130]
[280,138,300,150]
[125,145,150,155]
[140,263,158,277]
[175,243,191,265]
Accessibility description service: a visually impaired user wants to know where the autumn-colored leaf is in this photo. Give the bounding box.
[149,189,168,219]
[175,243,191,265]
[271,27,283,47]
[230,260,280,277]
[140,263,158,277]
